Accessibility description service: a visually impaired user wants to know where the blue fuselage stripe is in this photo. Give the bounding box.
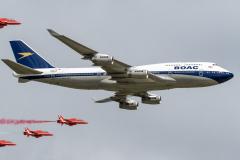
[21,71,233,84]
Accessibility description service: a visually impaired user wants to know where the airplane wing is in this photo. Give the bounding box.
[47,29,130,68]
[47,29,98,57]
[0,21,7,25]
[64,119,76,123]
[92,91,143,103]
[47,29,175,83]
[31,131,41,135]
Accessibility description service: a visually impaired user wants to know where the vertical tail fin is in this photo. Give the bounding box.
[58,115,65,121]
[25,127,31,134]
[58,115,65,126]
[9,40,54,69]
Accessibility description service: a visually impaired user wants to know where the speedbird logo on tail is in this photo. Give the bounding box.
[18,52,33,60]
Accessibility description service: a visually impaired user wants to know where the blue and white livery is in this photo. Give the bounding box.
[2,29,234,110]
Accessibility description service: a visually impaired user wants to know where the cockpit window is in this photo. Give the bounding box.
[213,64,218,66]
[4,18,15,21]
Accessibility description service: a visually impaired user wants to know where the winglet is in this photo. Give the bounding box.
[91,97,98,103]
[47,29,60,36]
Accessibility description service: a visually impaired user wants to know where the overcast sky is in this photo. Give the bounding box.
[0,0,239,160]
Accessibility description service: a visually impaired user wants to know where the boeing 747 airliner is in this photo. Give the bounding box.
[1,29,234,110]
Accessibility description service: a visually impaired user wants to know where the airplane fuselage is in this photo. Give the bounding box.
[14,62,233,92]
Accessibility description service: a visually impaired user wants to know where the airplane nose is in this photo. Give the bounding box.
[229,72,234,79]
[216,72,234,84]
[10,21,21,25]
[227,72,234,81]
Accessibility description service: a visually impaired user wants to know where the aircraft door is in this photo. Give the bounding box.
[168,69,173,76]
[97,71,101,77]
[199,70,203,77]
[51,70,56,80]
[50,69,63,80]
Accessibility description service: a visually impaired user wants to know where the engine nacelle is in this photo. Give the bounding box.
[127,69,148,79]
[119,100,139,110]
[92,54,114,65]
[142,95,161,104]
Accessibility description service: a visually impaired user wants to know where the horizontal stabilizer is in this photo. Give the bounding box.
[2,59,43,74]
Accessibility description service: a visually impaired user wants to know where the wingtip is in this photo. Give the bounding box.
[91,97,97,103]
[47,29,60,36]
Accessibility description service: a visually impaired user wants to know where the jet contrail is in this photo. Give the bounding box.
[0,132,10,135]
[0,132,22,135]
[0,119,55,125]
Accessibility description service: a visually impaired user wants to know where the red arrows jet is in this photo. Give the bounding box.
[23,127,53,138]
[0,140,16,147]
[57,115,88,126]
[0,18,21,29]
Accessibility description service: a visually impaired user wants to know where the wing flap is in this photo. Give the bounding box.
[148,74,176,82]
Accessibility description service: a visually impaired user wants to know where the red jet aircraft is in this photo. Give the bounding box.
[0,18,21,29]
[0,140,16,147]
[57,115,88,126]
[23,127,53,138]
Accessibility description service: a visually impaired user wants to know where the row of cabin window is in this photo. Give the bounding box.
[57,73,94,76]
[44,71,229,77]
[151,71,195,74]
[45,73,95,77]
[152,71,229,74]
[166,64,202,66]
[206,72,229,74]
[174,71,229,74]
[174,71,195,73]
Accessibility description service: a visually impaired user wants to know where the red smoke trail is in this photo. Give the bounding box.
[0,119,55,125]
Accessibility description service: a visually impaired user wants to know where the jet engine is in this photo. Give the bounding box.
[127,69,148,79]
[119,100,139,110]
[92,54,114,65]
[142,95,161,104]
